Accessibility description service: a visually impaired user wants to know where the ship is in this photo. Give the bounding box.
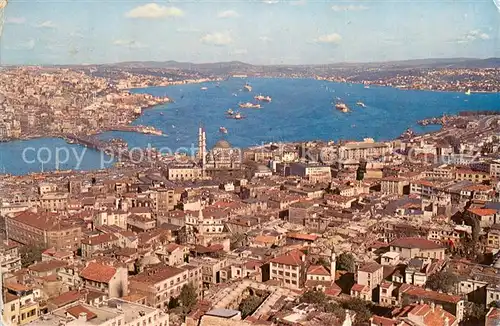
[335,103,350,113]
[239,102,261,109]
[219,127,228,134]
[356,101,366,108]
[243,83,252,92]
[141,126,163,136]
[227,109,234,115]
[254,94,272,102]
[465,89,471,95]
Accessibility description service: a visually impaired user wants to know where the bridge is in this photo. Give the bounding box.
[63,134,148,164]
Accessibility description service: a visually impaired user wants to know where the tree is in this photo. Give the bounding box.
[168,297,180,309]
[426,270,459,294]
[462,302,487,325]
[299,290,327,305]
[20,244,44,268]
[239,295,263,318]
[342,298,372,326]
[337,253,356,273]
[179,283,197,309]
[323,302,346,320]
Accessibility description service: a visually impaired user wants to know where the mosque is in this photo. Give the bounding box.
[197,127,243,176]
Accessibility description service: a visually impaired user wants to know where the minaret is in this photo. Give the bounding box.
[330,253,336,280]
[198,126,206,177]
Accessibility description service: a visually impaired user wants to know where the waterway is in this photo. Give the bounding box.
[1,78,499,175]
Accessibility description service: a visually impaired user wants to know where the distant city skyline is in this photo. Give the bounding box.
[1,0,499,65]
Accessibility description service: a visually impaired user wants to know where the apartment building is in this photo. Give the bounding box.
[0,241,21,274]
[269,249,306,290]
[351,262,383,301]
[2,283,42,326]
[79,262,129,298]
[129,264,202,309]
[389,237,446,260]
[6,211,82,251]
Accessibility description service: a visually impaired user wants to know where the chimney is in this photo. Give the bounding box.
[430,302,435,312]
[78,312,87,321]
[444,317,449,326]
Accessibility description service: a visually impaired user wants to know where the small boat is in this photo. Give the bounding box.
[465,89,471,95]
[239,102,261,109]
[336,97,341,101]
[201,87,208,90]
[160,112,164,116]
[364,85,370,89]
[335,103,350,113]
[356,101,366,108]
[234,112,243,120]
[219,127,228,134]
[227,109,234,115]
[254,94,272,102]
[243,83,252,92]
[216,82,220,88]
[232,93,238,97]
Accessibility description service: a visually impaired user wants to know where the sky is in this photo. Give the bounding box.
[0,0,499,65]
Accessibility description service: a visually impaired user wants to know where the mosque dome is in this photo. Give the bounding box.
[214,139,232,149]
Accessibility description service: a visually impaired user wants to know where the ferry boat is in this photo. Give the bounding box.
[227,109,234,115]
[254,94,272,102]
[141,126,163,136]
[219,127,228,134]
[356,101,366,108]
[239,102,261,109]
[243,83,252,92]
[335,103,350,113]
[201,87,208,90]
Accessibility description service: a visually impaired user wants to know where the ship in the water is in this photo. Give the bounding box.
[219,127,228,134]
[254,94,272,102]
[243,83,252,92]
[239,102,261,109]
[356,101,366,108]
[335,103,350,113]
[226,108,234,115]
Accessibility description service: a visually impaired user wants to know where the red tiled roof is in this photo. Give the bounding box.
[287,232,318,242]
[351,283,368,293]
[307,265,331,276]
[80,263,117,283]
[408,303,457,326]
[270,249,305,266]
[486,307,500,326]
[371,315,399,326]
[358,261,382,273]
[390,237,444,250]
[467,208,497,216]
[399,284,462,304]
[66,305,97,321]
[49,290,82,307]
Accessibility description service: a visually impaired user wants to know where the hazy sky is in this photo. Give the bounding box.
[1,0,499,65]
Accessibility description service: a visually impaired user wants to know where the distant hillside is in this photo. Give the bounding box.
[103,57,500,70]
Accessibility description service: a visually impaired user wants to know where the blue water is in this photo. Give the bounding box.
[1,78,499,175]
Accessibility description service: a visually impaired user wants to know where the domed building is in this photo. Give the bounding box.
[205,139,242,169]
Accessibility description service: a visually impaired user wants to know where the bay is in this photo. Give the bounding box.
[1,78,499,175]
